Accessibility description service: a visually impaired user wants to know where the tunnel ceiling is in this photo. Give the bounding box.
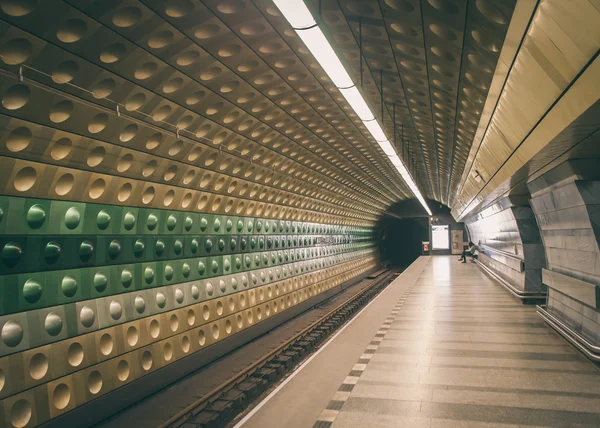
[0,0,519,221]
[317,0,517,206]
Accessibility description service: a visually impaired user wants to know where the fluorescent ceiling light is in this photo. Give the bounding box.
[388,155,402,167]
[272,0,316,29]
[378,140,397,156]
[363,119,387,142]
[339,86,374,121]
[273,0,432,217]
[294,27,354,88]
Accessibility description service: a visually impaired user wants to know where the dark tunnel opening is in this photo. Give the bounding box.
[375,199,467,269]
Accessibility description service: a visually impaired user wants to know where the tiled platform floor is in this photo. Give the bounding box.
[327,256,600,427]
[238,256,600,428]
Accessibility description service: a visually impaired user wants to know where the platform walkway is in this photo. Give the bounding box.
[237,256,600,428]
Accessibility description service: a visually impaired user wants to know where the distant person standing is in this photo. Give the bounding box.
[458,241,476,263]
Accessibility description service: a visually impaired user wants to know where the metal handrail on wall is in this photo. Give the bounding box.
[475,258,546,300]
[537,305,600,361]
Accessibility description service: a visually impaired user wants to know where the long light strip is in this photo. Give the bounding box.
[273,0,432,216]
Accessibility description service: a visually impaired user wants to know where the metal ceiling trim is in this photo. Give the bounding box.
[454,53,600,221]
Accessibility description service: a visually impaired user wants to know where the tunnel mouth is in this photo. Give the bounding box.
[376,199,466,268]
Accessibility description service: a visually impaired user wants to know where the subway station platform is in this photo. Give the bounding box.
[236,256,600,428]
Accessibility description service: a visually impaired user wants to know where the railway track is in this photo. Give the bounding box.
[157,269,397,428]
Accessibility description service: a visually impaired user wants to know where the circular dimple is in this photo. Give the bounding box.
[155,291,166,308]
[88,370,102,394]
[92,78,116,99]
[153,105,171,122]
[52,60,79,83]
[67,342,84,367]
[1,0,36,16]
[427,0,459,14]
[53,383,70,410]
[61,275,78,297]
[121,269,133,288]
[122,211,136,231]
[240,23,265,35]
[195,24,220,39]
[429,23,457,40]
[471,29,501,52]
[143,266,155,285]
[2,320,23,347]
[0,38,33,65]
[100,42,127,64]
[384,0,415,11]
[10,399,32,428]
[198,329,206,345]
[177,51,200,66]
[26,204,46,229]
[218,44,241,58]
[163,343,173,361]
[29,352,48,380]
[55,173,74,196]
[390,22,417,37]
[149,319,160,339]
[94,272,108,292]
[23,278,42,303]
[118,182,132,202]
[135,62,158,80]
[475,0,509,25]
[175,288,184,304]
[45,312,63,336]
[125,93,146,111]
[56,19,87,43]
[163,264,173,280]
[126,325,138,347]
[112,6,142,27]
[78,240,94,262]
[165,0,194,17]
[14,166,36,192]
[87,146,105,167]
[181,335,191,352]
[88,113,109,133]
[49,100,73,123]
[100,333,113,355]
[163,77,183,94]
[117,359,130,381]
[89,178,105,200]
[2,84,30,110]
[116,153,133,173]
[164,190,175,206]
[43,241,59,265]
[169,314,178,332]
[65,207,81,230]
[6,126,32,152]
[141,350,153,370]
[134,295,146,314]
[51,137,72,160]
[237,61,258,73]
[109,300,123,320]
[79,305,95,328]
[148,30,173,49]
[212,324,220,339]
[430,46,456,62]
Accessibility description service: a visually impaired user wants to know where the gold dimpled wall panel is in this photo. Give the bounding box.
[0,1,391,426]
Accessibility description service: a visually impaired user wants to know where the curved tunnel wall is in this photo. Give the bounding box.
[464,196,545,295]
[0,2,385,426]
[528,159,600,348]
